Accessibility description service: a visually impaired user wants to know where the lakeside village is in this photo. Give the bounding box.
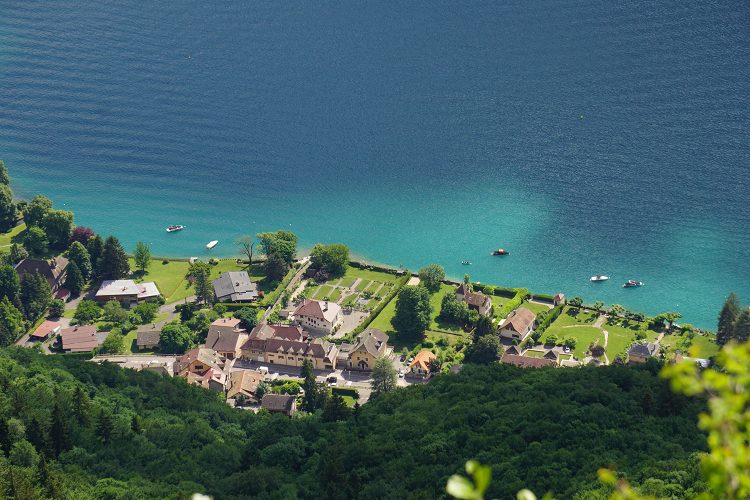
[0,161,735,417]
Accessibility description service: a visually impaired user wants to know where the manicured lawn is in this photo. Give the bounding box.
[659,331,719,359]
[553,308,598,327]
[0,223,25,248]
[315,286,335,300]
[430,284,463,333]
[523,349,545,358]
[602,320,658,360]
[425,330,464,346]
[540,325,603,359]
[340,266,401,285]
[341,277,357,288]
[368,295,398,334]
[328,287,342,302]
[129,258,191,304]
[355,279,371,292]
[341,395,357,407]
[521,301,552,316]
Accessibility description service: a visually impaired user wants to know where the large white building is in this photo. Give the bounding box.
[292,299,343,335]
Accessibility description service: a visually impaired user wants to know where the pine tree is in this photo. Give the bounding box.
[133,241,151,272]
[0,159,9,184]
[73,386,92,427]
[0,184,17,232]
[0,264,21,308]
[131,414,142,434]
[64,261,85,296]
[67,240,92,279]
[96,409,114,443]
[322,394,352,422]
[50,400,71,457]
[734,308,750,343]
[98,236,130,280]
[717,292,741,345]
[20,271,52,321]
[26,417,50,458]
[301,359,319,412]
[86,234,104,272]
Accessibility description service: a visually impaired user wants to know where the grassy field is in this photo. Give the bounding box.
[368,294,399,334]
[0,223,25,248]
[430,284,463,333]
[521,301,552,316]
[540,323,603,359]
[523,349,545,358]
[658,331,719,358]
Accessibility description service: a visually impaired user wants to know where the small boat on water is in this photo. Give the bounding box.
[491,248,509,256]
[462,261,472,265]
[166,225,185,233]
[206,240,219,250]
[623,280,643,288]
[590,275,609,282]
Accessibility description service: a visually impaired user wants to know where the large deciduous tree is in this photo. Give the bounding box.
[23,195,52,227]
[310,243,349,278]
[371,356,397,395]
[23,226,48,256]
[70,226,96,246]
[236,236,255,270]
[187,261,213,304]
[257,230,297,280]
[98,236,130,280]
[0,296,25,347]
[40,209,74,250]
[392,285,432,342]
[0,160,9,185]
[0,264,21,307]
[464,335,501,364]
[418,264,445,293]
[159,321,195,354]
[0,185,17,232]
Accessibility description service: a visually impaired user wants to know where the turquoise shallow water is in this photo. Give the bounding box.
[1,1,749,329]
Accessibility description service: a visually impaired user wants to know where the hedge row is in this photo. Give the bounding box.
[535,303,564,335]
[260,266,298,306]
[348,260,406,276]
[531,293,554,303]
[469,283,528,299]
[332,387,360,399]
[494,291,526,319]
[344,273,410,341]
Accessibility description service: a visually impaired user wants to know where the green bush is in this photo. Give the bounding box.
[535,304,564,336]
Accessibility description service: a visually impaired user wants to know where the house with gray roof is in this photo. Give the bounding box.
[212,271,259,303]
[628,342,659,364]
[261,394,297,417]
[348,328,390,371]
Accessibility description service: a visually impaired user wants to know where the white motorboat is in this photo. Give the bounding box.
[166,225,185,232]
[590,275,609,282]
[623,280,643,288]
[206,240,219,250]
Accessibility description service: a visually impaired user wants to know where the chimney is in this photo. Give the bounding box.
[323,301,328,311]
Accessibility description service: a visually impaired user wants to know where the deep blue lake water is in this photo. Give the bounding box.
[1,0,749,328]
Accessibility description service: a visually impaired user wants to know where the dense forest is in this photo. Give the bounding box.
[0,348,707,499]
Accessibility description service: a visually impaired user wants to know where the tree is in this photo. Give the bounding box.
[72,386,92,427]
[86,235,105,272]
[23,194,52,227]
[9,243,28,264]
[133,241,151,272]
[40,209,74,250]
[0,264,21,306]
[20,271,51,320]
[102,300,128,324]
[73,300,102,324]
[592,300,604,314]
[255,381,271,400]
[392,285,432,342]
[234,307,258,331]
[310,243,350,277]
[70,226,96,246]
[48,299,65,318]
[159,321,195,353]
[67,241,92,279]
[301,359,321,413]
[130,302,158,325]
[371,356,397,395]
[734,309,750,343]
[99,236,130,280]
[440,292,470,325]
[464,335,501,364]
[568,296,583,310]
[23,225,49,256]
[95,409,114,443]
[0,159,9,184]
[474,315,495,342]
[464,274,471,285]
[0,296,25,347]
[64,260,85,296]
[50,401,71,457]
[236,235,255,270]
[9,440,38,468]
[717,292,741,345]
[0,184,17,232]
[609,304,624,322]
[322,394,352,422]
[99,333,124,354]
[418,264,445,293]
[257,230,297,279]
[187,261,213,304]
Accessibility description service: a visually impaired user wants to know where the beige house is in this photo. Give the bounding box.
[173,348,227,391]
[456,284,492,317]
[205,318,248,360]
[348,328,389,371]
[292,299,343,334]
[498,307,536,342]
[240,323,339,370]
[95,280,160,306]
[226,370,264,401]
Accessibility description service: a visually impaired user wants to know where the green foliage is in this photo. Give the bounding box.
[99,333,124,354]
[159,321,195,353]
[20,271,52,321]
[98,236,130,280]
[447,460,492,500]
[9,242,28,264]
[48,298,65,318]
[568,296,583,309]
[257,230,297,280]
[133,241,151,272]
[234,306,259,331]
[322,394,352,422]
[73,300,102,324]
[23,195,52,228]
[535,304,564,336]
[441,291,470,325]
[0,264,21,306]
[67,240,92,279]
[130,301,159,325]
[494,290,526,320]
[0,159,9,185]
[0,296,25,346]
[64,260,85,295]
[717,292,741,345]
[40,209,74,250]
[23,225,49,256]
[419,264,446,293]
[392,284,432,342]
[310,243,349,277]
[102,300,128,324]
[0,184,18,231]
[371,356,397,395]
[464,335,501,364]
[86,234,104,271]
[187,261,213,304]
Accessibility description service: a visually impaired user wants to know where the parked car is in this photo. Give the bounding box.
[326,376,338,387]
